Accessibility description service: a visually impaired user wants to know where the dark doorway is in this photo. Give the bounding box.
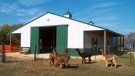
[39,27,56,53]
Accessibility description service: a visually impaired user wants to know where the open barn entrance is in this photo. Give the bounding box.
[39,27,56,53]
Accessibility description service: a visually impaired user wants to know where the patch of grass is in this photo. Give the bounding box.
[0,53,135,76]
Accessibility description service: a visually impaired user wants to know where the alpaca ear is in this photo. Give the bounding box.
[100,49,102,51]
[64,48,67,50]
[76,48,79,51]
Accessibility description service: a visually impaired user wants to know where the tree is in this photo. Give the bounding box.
[0,24,11,44]
[11,24,23,30]
[10,24,23,44]
[124,32,135,49]
[0,24,10,63]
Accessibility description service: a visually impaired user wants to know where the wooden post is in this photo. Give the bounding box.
[120,36,121,51]
[104,30,106,54]
[2,44,5,63]
[34,44,36,61]
[111,33,113,52]
[116,36,118,50]
[123,36,124,51]
[130,46,132,66]
[10,34,12,52]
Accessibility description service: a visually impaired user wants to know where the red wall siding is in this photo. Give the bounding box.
[0,45,19,53]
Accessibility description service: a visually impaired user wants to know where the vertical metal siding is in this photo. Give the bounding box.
[30,27,40,54]
[56,25,68,54]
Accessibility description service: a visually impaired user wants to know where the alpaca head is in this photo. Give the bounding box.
[100,49,105,55]
[100,49,103,52]
[63,49,68,55]
[53,48,56,52]
[75,48,79,51]
[64,49,68,52]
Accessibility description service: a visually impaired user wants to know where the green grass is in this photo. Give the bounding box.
[0,53,135,76]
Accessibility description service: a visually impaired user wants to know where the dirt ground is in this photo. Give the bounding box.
[4,52,104,62]
[5,52,34,61]
[0,52,135,76]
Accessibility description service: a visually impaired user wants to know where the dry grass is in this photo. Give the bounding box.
[0,52,135,76]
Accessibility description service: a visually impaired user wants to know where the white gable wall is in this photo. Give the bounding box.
[12,13,103,48]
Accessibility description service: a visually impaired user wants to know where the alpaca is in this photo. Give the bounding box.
[49,49,56,65]
[76,49,92,64]
[49,49,68,65]
[53,49,70,68]
[100,49,117,68]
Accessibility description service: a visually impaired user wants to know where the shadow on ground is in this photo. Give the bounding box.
[5,60,24,63]
[85,61,97,64]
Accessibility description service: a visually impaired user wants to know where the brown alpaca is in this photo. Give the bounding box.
[49,49,56,65]
[49,49,68,65]
[76,49,92,64]
[53,49,70,68]
[100,49,117,68]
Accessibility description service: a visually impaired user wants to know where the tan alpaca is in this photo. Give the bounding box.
[53,49,70,68]
[100,49,117,68]
[49,49,56,65]
[49,49,69,65]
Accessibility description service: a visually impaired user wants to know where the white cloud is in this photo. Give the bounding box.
[93,16,119,22]
[18,0,52,6]
[74,0,120,32]
[95,22,120,32]
[0,3,18,14]
[18,12,44,23]
[0,2,42,17]
[16,8,41,16]
[93,1,117,9]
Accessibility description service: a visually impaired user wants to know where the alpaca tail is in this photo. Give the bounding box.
[114,55,117,59]
[112,55,117,63]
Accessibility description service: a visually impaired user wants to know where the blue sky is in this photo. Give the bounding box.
[0,0,135,35]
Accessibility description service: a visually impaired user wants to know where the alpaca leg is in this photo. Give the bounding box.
[114,62,117,68]
[88,57,91,63]
[82,58,83,64]
[65,60,69,67]
[113,59,117,68]
[54,60,59,67]
[65,63,67,67]
[52,58,54,64]
[82,58,85,64]
[50,58,52,65]
[84,58,86,64]
[105,61,108,67]
[60,63,63,68]
[110,60,113,67]
[82,58,84,64]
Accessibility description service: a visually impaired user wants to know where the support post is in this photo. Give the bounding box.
[2,44,6,63]
[34,44,36,61]
[111,33,113,52]
[104,30,106,54]
[123,36,125,51]
[10,34,12,52]
[120,36,121,51]
[130,46,132,66]
[116,36,118,50]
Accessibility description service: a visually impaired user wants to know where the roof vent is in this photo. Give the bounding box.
[64,11,72,19]
[88,21,94,25]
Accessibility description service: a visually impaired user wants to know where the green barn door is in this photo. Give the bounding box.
[30,27,40,54]
[56,25,68,54]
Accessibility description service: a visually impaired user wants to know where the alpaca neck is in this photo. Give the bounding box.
[53,49,57,57]
[62,51,67,55]
[102,51,106,56]
[76,49,82,56]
